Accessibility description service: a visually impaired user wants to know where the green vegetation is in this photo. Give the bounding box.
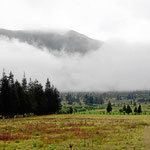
[0,71,61,118]
[134,106,138,113]
[138,104,142,113]
[106,101,112,113]
[59,90,150,115]
[126,104,132,114]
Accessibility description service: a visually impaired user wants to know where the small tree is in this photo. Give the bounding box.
[69,107,73,114]
[134,106,138,113]
[106,101,112,113]
[123,104,126,112]
[137,104,142,113]
[126,104,132,114]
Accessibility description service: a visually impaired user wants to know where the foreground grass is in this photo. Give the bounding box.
[0,114,150,150]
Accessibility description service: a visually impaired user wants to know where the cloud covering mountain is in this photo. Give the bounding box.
[0,34,150,92]
[0,1,150,92]
[0,29,102,54]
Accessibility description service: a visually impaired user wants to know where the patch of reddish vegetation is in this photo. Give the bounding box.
[42,134,69,144]
[46,127,85,134]
[73,128,105,140]
[46,128,63,134]
[64,127,82,132]
[0,132,30,141]
[67,123,87,127]
[74,130,93,139]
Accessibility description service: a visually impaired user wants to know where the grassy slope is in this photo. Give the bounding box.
[0,114,150,150]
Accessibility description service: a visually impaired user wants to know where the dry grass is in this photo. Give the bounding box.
[0,114,149,150]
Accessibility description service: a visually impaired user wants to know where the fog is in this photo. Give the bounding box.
[0,37,150,92]
[1,0,150,42]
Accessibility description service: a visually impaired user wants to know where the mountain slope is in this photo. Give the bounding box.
[0,29,102,54]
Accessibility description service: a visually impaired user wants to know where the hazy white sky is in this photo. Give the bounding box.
[0,0,150,91]
[0,0,150,42]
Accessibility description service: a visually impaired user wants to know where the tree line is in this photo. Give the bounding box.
[107,101,142,114]
[61,92,104,105]
[0,71,61,117]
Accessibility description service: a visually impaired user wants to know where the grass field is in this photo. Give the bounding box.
[0,114,150,150]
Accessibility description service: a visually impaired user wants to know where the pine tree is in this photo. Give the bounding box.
[22,73,27,91]
[0,71,9,116]
[134,106,138,113]
[69,107,73,114]
[8,72,19,116]
[126,104,132,114]
[0,72,61,117]
[20,74,29,114]
[10,73,19,116]
[137,104,142,113]
[123,104,126,112]
[45,78,53,114]
[15,80,27,115]
[106,101,112,113]
[27,78,37,113]
[33,80,44,115]
[52,87,61,113]
[8,71,14,85]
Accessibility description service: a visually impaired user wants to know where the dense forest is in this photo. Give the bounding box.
[0,71,61,117]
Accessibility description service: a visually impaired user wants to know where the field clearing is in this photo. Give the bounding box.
[0,114,150,150]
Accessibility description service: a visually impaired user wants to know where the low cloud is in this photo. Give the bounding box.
[0,37,150,92]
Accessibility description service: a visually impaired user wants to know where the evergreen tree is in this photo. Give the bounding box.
[106,101,112,113]
[126,104,132,114]
[27,79,39,114]
[8,72,19,116]
[69,107,73,114]
[45,78,53,114]
[137,104,142,113]
[8,71,14,85]
[22,73,27,91]
[21,74,29,114]
[15,80,25,114]
[26,78,34,113]
[33,80,44,115]
[123,104,126,112]
[52,87,61,113]
[0,71,61,117]
[0,71,9,116]
[134,106,138,113]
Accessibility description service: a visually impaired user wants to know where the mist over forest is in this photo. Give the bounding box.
[0,30,150,92]
[1,0,150,92]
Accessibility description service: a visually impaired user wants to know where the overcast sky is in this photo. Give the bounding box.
[0,0,150,91]
[0,0,150,42]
